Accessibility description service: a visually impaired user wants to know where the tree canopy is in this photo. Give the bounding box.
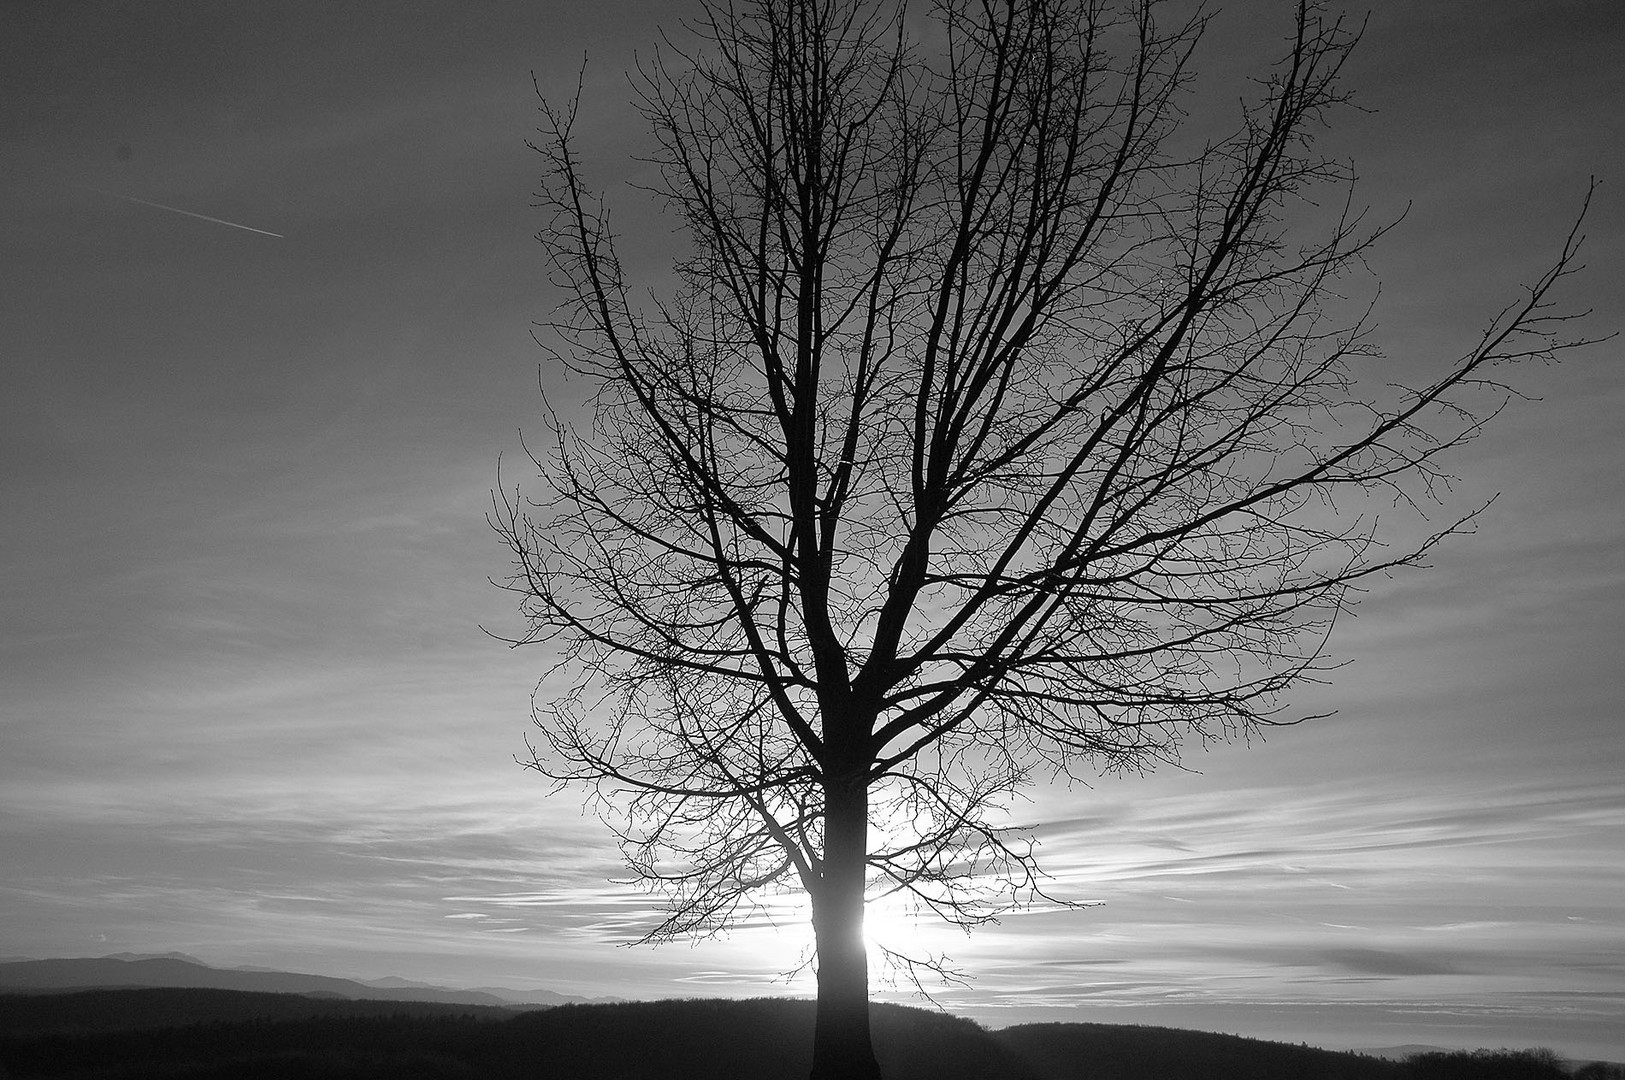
[494,1,1593,1075]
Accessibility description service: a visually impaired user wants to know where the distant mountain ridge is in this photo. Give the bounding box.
[1359,1044,1455,1061]
[0,954,592,1008]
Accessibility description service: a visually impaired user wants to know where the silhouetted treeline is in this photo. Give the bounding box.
[1404,1047,1569,1080]
[1,990,1616,1080]
[1575,1063,1625,1080]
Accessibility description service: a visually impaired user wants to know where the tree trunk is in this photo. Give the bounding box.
[809,775,882,1080]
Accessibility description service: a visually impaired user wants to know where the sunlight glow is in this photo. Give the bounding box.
[861,893,921,959]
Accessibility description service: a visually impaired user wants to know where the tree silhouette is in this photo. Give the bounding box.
[1405,1047,1570,1080]
[493,1,1593,1075]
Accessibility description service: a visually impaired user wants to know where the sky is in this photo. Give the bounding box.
[2,0,1623,1063]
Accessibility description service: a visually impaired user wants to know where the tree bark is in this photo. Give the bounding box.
[809,774,881,1080]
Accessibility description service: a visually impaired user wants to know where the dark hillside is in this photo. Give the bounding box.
[993,1020,1407,1080]
[0,987,520,1035]
[1,1012,495,1080]
[0,995,1036,1080]
[0,993,1585,1080]
[500,998,1041,1080]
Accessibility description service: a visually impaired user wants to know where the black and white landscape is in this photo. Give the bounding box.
[2,0,1620,1073]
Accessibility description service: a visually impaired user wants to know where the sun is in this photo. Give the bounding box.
[861,891,926,961]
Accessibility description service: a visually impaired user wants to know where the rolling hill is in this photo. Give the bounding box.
[0,987,1416,1080]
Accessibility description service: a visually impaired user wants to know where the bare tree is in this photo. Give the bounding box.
[493,1,1593,1076]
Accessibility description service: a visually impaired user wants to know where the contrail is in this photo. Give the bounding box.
[78,184,284,238]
